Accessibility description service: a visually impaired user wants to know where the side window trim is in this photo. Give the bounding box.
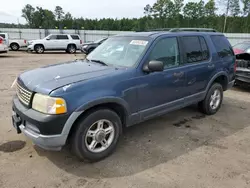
[198,36,210,61]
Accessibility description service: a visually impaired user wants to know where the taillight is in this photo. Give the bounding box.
[0,38,2,44]
[24,40,26,43]
[80,40,82,44]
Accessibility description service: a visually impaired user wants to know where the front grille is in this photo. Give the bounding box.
[16,82,32,106]
[236,60,250,69]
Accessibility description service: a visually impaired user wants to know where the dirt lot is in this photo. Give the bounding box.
[0,51,250,188]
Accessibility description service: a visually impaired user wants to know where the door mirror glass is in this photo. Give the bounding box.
[144,60,164,72]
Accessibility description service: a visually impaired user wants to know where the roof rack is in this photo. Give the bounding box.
[169,28,217,32]
[138,28,217,33]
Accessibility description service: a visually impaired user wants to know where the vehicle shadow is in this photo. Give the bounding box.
[35,100,250,179]
[0,54,20,58]
[232,85,250,92]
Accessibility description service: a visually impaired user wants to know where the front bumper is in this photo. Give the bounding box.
[12,96,69,151]
[236,68,250,84]
[27,44,34,51]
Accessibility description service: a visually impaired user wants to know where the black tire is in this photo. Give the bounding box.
[10,43,20,51]
[71,109,122,162]
[67,44,76,54]
[34,44,44,54]
[198,83,223,115]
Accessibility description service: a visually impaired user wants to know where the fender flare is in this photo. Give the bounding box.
[60,97,130,143]
[205,71,229,92]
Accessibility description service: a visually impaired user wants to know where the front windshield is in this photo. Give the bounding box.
[87,36,150,67]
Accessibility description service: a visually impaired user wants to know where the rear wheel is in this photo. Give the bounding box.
[199,83,223,115]
[10,43,20,51]
[71,109,122,162]
[67,44,76,54]
[34,45,44,54]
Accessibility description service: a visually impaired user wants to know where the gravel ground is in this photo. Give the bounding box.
[0,51,250,188]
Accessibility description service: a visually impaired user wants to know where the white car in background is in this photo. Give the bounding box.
[0,36,8,53]
[0,33,28,51]
[27,34,82,54]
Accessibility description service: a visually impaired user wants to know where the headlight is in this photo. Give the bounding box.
[82,45,88,49]
[32,93,67,114]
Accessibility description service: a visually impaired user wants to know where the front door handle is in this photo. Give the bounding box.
[173,72,184,78]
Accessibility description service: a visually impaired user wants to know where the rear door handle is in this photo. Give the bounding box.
[173,72,184,78]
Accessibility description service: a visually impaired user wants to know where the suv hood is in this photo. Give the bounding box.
[18,60,118,94]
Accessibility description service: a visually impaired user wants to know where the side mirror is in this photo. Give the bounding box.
[46,38,50,40]
[143,60,164,72]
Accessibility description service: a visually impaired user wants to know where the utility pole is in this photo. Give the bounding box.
[223,0,230,33]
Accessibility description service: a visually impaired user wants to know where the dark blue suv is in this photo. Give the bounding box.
[12,28,235,161]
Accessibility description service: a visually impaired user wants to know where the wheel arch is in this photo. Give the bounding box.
[67,43,77,48]
[206,72,229,92]
[10,42,20,48]
[34,43,45,49]
[63,97,130,144]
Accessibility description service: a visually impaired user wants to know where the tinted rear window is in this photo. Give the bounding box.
[211,35,234,58]
[71,35,80,40]
[0,34,6,38]
[57,35,69,40]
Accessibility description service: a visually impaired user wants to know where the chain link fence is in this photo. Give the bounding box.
[0,28,132,42]
[0,28,250,45]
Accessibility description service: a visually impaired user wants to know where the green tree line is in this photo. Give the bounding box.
[1,0,250,33]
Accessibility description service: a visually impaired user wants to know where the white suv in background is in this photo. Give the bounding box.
[27,34,82,54]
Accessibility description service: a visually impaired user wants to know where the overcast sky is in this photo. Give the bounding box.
[0,0,201,24]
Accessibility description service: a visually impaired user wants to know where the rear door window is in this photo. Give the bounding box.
[210,35,234,58]
[70,35,80,40]
[57,35,69,40]
[182,36,209,63]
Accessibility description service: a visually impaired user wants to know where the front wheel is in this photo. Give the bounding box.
[71,109,122,162]
[34,45,44,54]
[199,83,223,115]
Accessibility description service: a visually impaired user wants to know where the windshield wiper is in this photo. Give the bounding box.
[89,59,108,66]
